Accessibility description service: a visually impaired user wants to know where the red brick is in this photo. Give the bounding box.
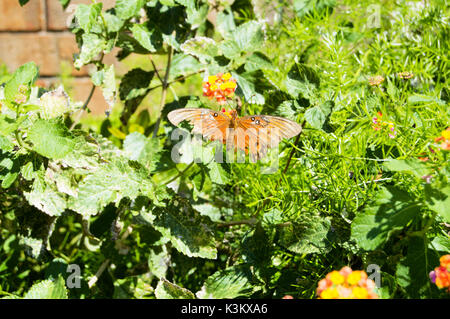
[0,34,59,76]
[46,0,116,31]
[0,0,43,31]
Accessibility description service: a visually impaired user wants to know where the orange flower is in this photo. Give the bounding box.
[202,72,237,105]
[317,267,379,299]
[434,128,450,151]
[430,254,450,292]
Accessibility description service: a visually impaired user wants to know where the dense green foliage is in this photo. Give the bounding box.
[0,0,449,299]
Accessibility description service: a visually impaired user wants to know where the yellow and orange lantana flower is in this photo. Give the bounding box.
[202,72,237,105]
[317,266,379,299]
[434,128,450,151]
[430,254,450,293]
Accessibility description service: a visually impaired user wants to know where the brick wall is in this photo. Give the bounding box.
[0,0,119,114]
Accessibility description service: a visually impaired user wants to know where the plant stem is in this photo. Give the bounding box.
[163,162,194,186]
[69,53,104,130]
[152,46,173,138]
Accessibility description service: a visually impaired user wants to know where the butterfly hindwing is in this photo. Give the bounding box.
[236,115,302,160]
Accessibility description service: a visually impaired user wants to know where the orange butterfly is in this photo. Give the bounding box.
[167,108,302,161]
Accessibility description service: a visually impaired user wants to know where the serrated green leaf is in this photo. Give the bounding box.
[284,62,319,98]
[169,54,203,81]
[141,194,217,259]
[304,101,333,130]
[24,276,68,299]
[103,12,124,33]
[75,3,102,33]
[131,24,157,52]
[123,132,162,172]
[69,158,154,217]
[279,213,333,254]
[115,0,146,20]
[196,265,255,299]
[181,37,220,64]
[27,119,75,159]
[24,170,67,216]
[351,186,420,250]
[155,278,195,299]
[74,33,105,69]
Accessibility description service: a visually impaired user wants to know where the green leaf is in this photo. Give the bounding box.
[131,24,157,52]
[206,162,230,185]
[181,37,220,64]
[284,62,320,98]
[1,171,18,188]
[0,135,14,152]
[186,4,209,29]
[233,20,264,53]
[351,186,420,250]
[23,275,68,299]
[115,0,146,20]
[18,0,30,6]
[169,54,203,81]
[383,159,430,179]
[429,235,450,253]
[140,194,217,259]
[424,184,450,223]
[123,132,162,172]
[27,119,76,159]
[100,65,116,108]
[196,265,255,299]
[216,9,236,39]
[69,158,154,217]
[4,62,39,102]
[407,95,446,106]
[233,72,265,105]
[155,278,195,299]
[103,12,124,33]
[244,52,275,72]
[304,101,333,130]
[75,3,102,33]
[119,68,154,101]
[396,236,439,298]
[148,245,169,279]
[74,33,105,69]
[279,213,333,254]
[24,169,67,216]
[113,275,153,298]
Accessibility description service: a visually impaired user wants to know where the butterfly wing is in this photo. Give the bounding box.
[235,115,302,161]
[167,108,230,142]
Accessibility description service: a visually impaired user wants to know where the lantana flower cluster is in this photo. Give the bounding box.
[429,254,450,293]
[202,72,237,105]
[434,128,450,151]
[317,266,379,299]
[372,111,397,138]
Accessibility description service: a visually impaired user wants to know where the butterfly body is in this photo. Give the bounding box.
[168,108,302,160]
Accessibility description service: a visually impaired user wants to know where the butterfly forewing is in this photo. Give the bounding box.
[168,108,230,142]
